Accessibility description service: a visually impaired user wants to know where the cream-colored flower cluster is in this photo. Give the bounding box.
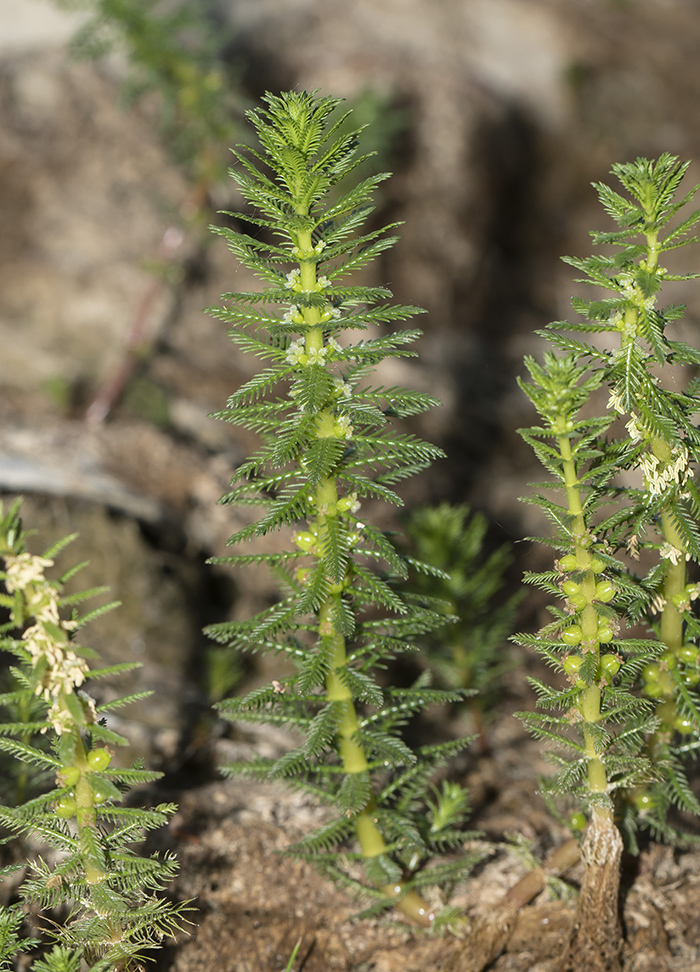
[4,551,92,734]
[606,392,691,499]
[638,447,689,499]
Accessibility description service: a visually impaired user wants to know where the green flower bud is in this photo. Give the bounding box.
[633,790,655,812]
[293,531,315,551]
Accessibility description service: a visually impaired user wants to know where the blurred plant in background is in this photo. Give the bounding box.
[400,503,521,744]
[52,0,241,191]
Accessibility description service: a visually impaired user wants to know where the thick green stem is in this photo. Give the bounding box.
[653,435,687,653]
[659,508,686,653]
[559,434,609,798]
[294,217,433,921]
[71,732,105,885]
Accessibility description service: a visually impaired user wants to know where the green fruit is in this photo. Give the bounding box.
[569,812,587,831]
[600,654,621,676]
[87,748,112,772]
[681,671,700,686]
[678,644,699,664]
[61,766,81,787]
[569,593,587,611]
[597,624,614,644]
[56,795,77,818]
[642,662,660,682]
[293,531,315,551]
[674,715,694,735]
[562,655,583,676]
[561,626,583,646]
[559,555,578,571]
[595,580,615,603]
[660,650,677,670]
[590,557,605,574]
[562,580,580,597]
[90,784,110,805]
[643,681,664,698]
[633,790,655,812]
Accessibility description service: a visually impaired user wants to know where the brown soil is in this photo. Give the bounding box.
[152,710,700,972]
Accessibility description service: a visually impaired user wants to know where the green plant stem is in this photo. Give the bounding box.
[559,433,609,800]
[292,213,434,926]
[660,511,686,649]
[655,441,687,655]
[70,732,104,885]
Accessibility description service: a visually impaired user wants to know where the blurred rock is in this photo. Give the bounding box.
[2,0,700,745]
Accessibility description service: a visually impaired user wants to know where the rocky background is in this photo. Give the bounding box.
[3,2,700,968]
[3,0,700,754]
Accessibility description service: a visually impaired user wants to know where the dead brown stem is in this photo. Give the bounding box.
[555,810,623,972]
[442,837,580,972]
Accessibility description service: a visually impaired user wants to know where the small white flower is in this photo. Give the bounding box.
[650,592,667,615]
[285,268,302,291]
[33,598,61,625]
[607,390,624,415]
[285,338,306,365]
[625,414,643,443]
[23,623,62,666]
[44,701,74,736]
[334,415,354,439]
[327,337,343,354]
[306,346,329,366]
[35,649,88,701]
[660,543,684,565]
[282,305,304,325]
[333,377,353,398]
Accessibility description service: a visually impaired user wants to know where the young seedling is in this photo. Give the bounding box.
[205,90,480,925]
[518,154,700,972]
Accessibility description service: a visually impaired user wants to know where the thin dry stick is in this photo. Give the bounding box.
[84,182,209,425]
[444,838,580,972]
